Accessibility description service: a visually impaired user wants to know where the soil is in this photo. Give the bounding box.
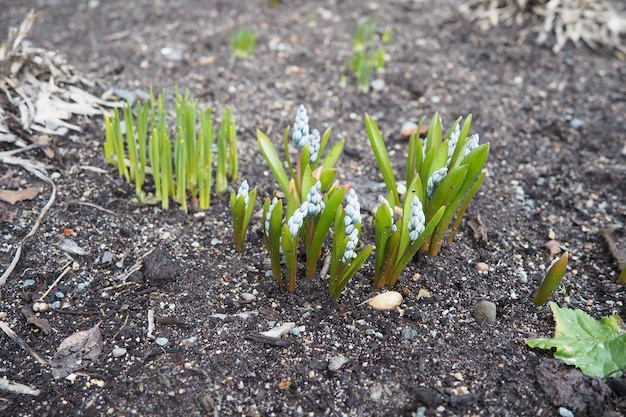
[1,1,626,416]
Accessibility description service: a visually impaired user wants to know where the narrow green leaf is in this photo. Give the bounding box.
[365,114,399,207]
[257,130,290,196]
[533,252,569,306]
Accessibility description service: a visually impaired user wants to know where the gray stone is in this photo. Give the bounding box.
[400,326,418,341]
[473,300,497,325]
[328,355,349,371]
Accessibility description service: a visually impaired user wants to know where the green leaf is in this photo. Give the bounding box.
[533,252,569,306]
[528,302,626,378]
[257,130,290,195]
[365,114,399,207]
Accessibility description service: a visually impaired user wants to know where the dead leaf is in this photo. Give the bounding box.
[0,186,40,204]
[0,201,18,223]
[50,324,102,379]
[0,170,20,188]
[57,237,90,256]
[21,305,52,334]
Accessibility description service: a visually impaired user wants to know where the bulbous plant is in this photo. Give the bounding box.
[258,105,371,295]
[366,113,490,259]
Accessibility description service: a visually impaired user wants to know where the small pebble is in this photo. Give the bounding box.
[50,301,61,309]
[155,337,168,346]
[400,327,418,341]
[101,251,114,264]
[32,301,49,312]
[191,241,200,248]
[559,407,574,417]
[328,355,349,371]
[475,262,489,273]
[472,300,496,325]
[241,293,256,303]
[367,291,403,311]
[544,240,561,257]
[210,238,222,246]
[55,292,64,299]
[77,282,87,291]
[289,326,305,336]
[22,279,36,288]
[261,322,295,338]
[112,346,127,358]
[400,121,418,139]
[569,118,584,129]
[371,79,385,91]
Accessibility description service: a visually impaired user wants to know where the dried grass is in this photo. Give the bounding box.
[459,0,626,53]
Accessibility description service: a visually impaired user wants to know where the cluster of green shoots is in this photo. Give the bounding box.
[230,29,257,59]
[345,17,393,93]
[253,105,373,298]
[366,114,490,287]
[104,89,237,212]
[238,105,488,299]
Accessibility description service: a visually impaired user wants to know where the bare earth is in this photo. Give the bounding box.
[1,1,625,416]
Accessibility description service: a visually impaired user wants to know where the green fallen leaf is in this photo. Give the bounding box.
[527,302,626,378]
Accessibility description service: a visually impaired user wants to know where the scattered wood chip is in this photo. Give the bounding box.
[21,305,52,334]
[0,186,41,204]
[50,324,103,379]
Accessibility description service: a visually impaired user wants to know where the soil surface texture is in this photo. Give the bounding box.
[1,1,626,416]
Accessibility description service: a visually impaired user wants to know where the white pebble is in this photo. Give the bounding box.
[367,291,403,311]
[112,346,127,358]
[261,322,295,338]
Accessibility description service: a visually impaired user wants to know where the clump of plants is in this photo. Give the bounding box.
[230,29,257,59]
[366,113,490,286]
[344,17,392,93]
[257,105,372,297]
[104,89,237,212]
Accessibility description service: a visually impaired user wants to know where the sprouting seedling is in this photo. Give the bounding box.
[231,29,256,59]
[230,180,257,253]
[533,252,569,306]
[103,88,237,212]
[257,105,369,295]
[346,17,391,93]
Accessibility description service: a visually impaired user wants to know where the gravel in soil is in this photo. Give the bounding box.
[1,1,625,416]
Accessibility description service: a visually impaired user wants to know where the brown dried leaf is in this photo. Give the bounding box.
[0,187,40,204]
[0,201,18,223]
[0,170,20,188]
[50,324,102,379]
[21,305,52,335]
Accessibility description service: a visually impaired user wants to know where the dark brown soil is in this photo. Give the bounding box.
[1,1,626,416]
